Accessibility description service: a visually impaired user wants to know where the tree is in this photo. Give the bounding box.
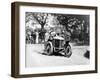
[56,14,70,31]
[56,14,89,44]
[26,12,50,42]
[32,13,49,29]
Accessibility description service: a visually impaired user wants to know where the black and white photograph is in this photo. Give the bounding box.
[25,12,90,67]
[11,2,97,77]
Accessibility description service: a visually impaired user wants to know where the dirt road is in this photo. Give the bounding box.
[25,44,89,67]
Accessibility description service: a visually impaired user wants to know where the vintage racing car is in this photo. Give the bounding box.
[44,31,72,58]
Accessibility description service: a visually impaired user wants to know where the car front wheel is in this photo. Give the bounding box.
[45,42,53,55]
[64,44,72,58]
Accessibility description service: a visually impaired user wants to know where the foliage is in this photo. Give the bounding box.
[26,12,89,45]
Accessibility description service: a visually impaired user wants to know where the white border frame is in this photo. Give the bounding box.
[19,5,95,74]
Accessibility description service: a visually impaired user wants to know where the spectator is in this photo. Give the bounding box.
[45,32,50,42]
[31,32,36,44]
[36,31,39,44]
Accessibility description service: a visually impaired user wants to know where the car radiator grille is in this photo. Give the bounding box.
[53,39,64,48]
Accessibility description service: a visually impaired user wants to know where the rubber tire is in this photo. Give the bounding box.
[64,44,72,58]
[45,42,53,55]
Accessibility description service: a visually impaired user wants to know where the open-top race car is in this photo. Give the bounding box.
[44,31,72,58]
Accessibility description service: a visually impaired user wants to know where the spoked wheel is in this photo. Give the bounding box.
[44,42,53,55]
[64,44,72,58]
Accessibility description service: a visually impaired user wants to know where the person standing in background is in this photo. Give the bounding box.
[36,31,39,44]
[31,32,36,44]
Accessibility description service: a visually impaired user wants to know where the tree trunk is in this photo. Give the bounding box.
[41,23,45,30]
[40,24,45,43]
